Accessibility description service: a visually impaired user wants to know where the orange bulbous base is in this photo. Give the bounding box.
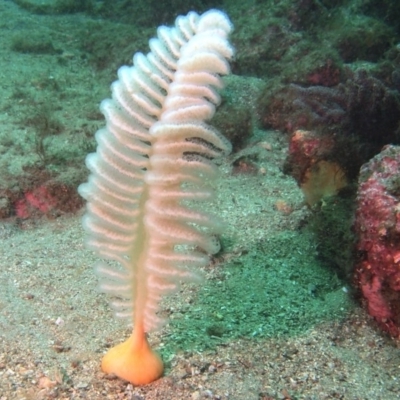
[101,332,163,385]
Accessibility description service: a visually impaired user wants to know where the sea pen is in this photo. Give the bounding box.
[79,9,234,385]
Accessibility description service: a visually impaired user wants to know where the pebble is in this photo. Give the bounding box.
[191,390,201,400]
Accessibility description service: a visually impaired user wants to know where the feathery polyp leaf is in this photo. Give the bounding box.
[79,10,233,337]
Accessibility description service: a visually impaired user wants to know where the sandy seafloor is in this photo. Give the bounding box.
[0,1,400,399]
